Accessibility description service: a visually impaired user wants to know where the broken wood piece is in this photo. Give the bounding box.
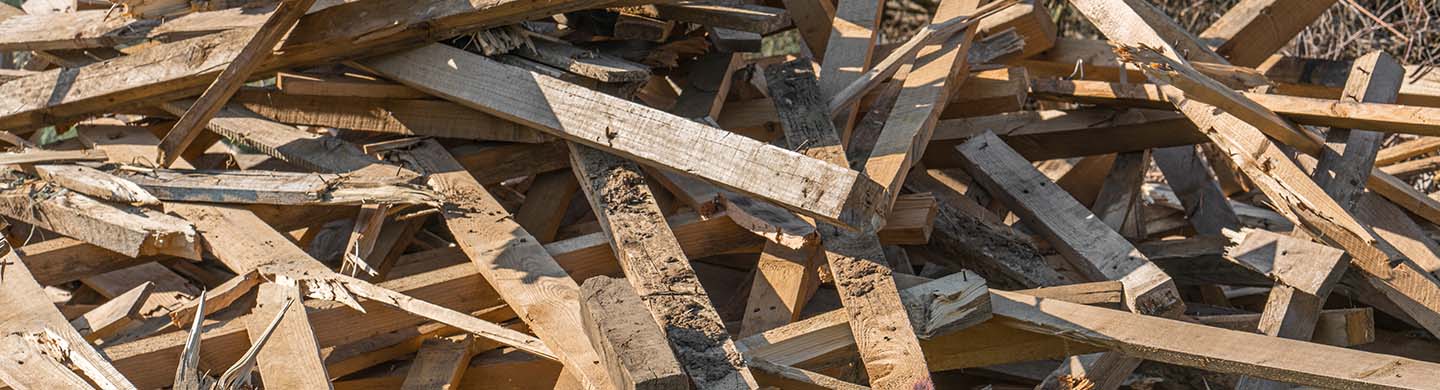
[580,275,689,390]
[569,143,759,388]
[1309,50,1404,210]
[401,336,475,390]
[230,88,551,144]
[34,164,160,206]
[0,10,157,51]
[515,38,651,83]
[157,0,321,167]
[71,281,153,342]
[0,179,200,259]
[1193,308,1375,347]
[356,43,886,230]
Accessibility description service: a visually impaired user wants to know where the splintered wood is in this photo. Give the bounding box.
[5,0,1440,388]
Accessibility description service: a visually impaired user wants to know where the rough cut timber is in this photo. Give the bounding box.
[248,280,332,389]
[569,144,759,389]
[355,43,887,230]
[0,10,158,51]
[113,169,437,206]
[396,139,613,389]
[401,336,475,390]
[71,281,153,342]
[1198,0,1339,67]
[1310,51,1405,209]
[579,275,689,390]
[230,88,551,143]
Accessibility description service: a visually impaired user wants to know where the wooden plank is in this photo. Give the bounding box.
[159,102,419,180]
[231,88,550,143]
[1090,150,1149,240]
[926,108,1198,162]
[0,10,156,51]
[816,0,883,140]
[33,164,160,206]
[401,336,475,390]
[16,237,159,286]
[249,281,332,389]
[579,275,688,390]
[648,2,791,33]
[1228,230,1349,390]
[1198,0,1338,67]
[1310,51,1404,209]
[863,0,981,210]
[0,149,106,165]
[0,0,617,131]
[71,281,153,342]
[356,43,886,230]
[1194,308,1374,347]
[993,290,1438,389]
[1259,56,1440,108]
[157,0,320,167]
[764,57,935,389]
[957,132,1181,315]
[114,169,433,206]
[397,139,613,389]
[0,241,137,390]
[568,143,759,388]
[0,180,200,259]
[1151,145,1241,234]
[780,0,835,58]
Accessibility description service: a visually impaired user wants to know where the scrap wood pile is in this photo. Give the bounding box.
[5,0,1440,388]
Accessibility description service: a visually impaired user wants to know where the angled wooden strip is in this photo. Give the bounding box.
[116,169,433,206]
[0,241,138,390]
[1151,145,1241,234]
[397,139,613,389]
[1090,150,1149,239]
[34,164,159,206]
[569,143,759,389]
[276,72,429,99]
[956,131,1181,316]
[356,43,886,230]
[1194,308,1375,347]
[514,170,581,243]
[926,108,1198,162]
[863,0,980,210]
[650,2,791,33]
[580,276,688,390]
[994,290,1438,390]
[158,0,320,167]
[1198,0,1338,67]
[816,0,884,139]
[0,149,107,165]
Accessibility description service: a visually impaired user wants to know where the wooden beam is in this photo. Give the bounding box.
[816,0,883,141]
[1198,0,1338,67]
[356,43,886,230]
[157,0,319,167]
[993,289,1437,389]
[1195,308,1374,347]
[1090,150,1150,240]
[515,39,651,84]
[248,281,332,389]
[568,143,759,388]
[397,139,613,389]
[648,2,791,33]
[0,10,156,51]
[276,72,429,99]
[514,170,580,243]
[114,168,433,206]
[1259,56,1440,108]
[1309,51,1404,209]
[957,132,1180,315]
[230,88,550,143]
[0,241,137,390]
[401,336,475,390]
[579,275,689,390]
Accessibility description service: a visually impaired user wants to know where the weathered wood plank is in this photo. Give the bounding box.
[248,281,332,389]
[569,144,759,389]
[115,169,435,206]
[401,336,474,390]
[0,179,199,259]
[356,43,886,230]
[71,281,152,342]
[0,10,157,51]
[579,275,688,390]
[231,89,549,143]
[1309,51,1404,209]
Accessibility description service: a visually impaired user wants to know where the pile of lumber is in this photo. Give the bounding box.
[2,0,1440,388]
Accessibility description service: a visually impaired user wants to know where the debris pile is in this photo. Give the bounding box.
[0,0,1438,388]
